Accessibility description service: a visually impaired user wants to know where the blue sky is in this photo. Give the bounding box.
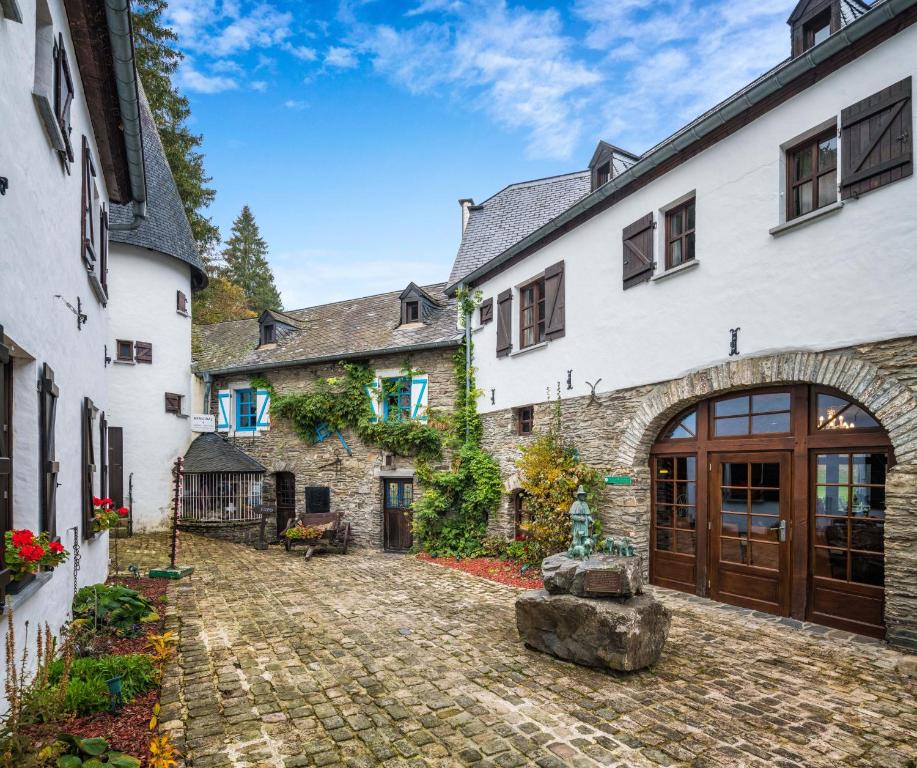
[167,0,794,309]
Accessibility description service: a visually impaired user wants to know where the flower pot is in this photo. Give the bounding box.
[6,573,36,594]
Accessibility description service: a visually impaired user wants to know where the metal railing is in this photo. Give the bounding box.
[181,472,263,522]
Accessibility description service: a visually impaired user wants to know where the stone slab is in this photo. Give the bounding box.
[541,553,643,598]
[515,590,671,671]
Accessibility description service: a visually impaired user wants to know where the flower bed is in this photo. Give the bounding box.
[417,553,544,589]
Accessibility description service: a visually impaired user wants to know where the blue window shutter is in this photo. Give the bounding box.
[256,390,270,429]
[411,376,428,421]
[365,379,382,423]
[217,390,231,431]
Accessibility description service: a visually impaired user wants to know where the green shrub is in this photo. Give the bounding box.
[47,655,155,716]
[72,584,158,637]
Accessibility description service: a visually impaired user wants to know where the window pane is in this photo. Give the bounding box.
[816,485,849,516]
[816,453,849,484]
[715,416,748,436]
[817,173,836,207]
[656,483,675,504]
[686,202,695,230]
[721,512,747,534]
[675,531,696,555]
[656,458,674,478]
[750,488,780,515]
[752,412,791,433]
[850,553,883,586]
[817,394,879,430]
[852,485,885,519]
[670,209,683,236]
[850,520,883,553]
[522,306,533,327]
[817,137,837,171]
[675,481,695,506]
[814,547,847,580]
[852,453,886,485]
[656,506,673,527]
[750,516,779,541]
[794,181,814,216]
[751,462,780,487]
[675,507,696,530]
[793,147,813,181]
[675,456,696,481]
[665,410,696,440]
[656,529,673,551]
[670,239,683,266]
[812,22,830,46]
[523,327,535,348]
[722,463,748,488]
[715,395,749,417]
[752,392,790,413]
[814,516,847,547]
[685,232,695,262]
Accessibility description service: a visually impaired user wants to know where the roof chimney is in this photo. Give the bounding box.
[459,198,474,234]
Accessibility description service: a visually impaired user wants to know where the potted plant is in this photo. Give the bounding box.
[92,497,130,533]
[4,529,70,593]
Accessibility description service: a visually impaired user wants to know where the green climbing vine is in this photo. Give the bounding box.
[255,362,444,461]
[412,289,503,557]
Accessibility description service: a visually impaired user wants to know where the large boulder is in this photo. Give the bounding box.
[515,590,671,672]
[541,553,643,598]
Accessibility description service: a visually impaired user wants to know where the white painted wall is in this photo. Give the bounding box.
[470,28,917,414]
[0,0,111,710]
[107,245,195,531]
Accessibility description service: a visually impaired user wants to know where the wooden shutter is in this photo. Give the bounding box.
[496,289,513,358]
[81,397,96,539]
[479,297,493,325]
[622,213,654,288]
[53,34,74,162]
[108,427,124,509]
[39,364,59,538]
[841,77,912,199]
[99,205,108,294]
[134,341,153,364]
[544,261,565,341]
[177,290,188,313]
[81,137,96,269]
[0,327,10,602]
[99,411,108,502]
[165,393,182,414]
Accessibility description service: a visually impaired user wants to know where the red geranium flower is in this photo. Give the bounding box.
[49,541,65,554]
[19,545,45,562]
[11,530,34,548]
[117,507,129,518]
[92,496,103,507]
[100,498,113,508]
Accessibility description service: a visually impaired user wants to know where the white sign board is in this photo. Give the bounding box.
[190,414,216,433]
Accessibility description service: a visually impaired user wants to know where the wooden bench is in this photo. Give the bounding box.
[281,512,351,560]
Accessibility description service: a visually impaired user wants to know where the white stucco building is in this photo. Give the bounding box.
[449,0,917,649]
[0,0,148,706]
[107,91,207,532]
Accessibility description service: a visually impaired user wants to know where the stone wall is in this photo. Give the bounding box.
[209,347,458,549]
[481,337,917,651]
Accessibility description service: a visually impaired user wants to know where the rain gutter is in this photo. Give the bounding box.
[104,0,147,230]
[446,0,915,295]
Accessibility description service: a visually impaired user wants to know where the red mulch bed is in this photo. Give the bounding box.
[417,553,544,589]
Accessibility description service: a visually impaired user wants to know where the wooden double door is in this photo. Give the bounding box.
[383,479,413,552]
[651,386,890,637]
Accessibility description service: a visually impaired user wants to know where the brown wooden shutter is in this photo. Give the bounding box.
[108,427,124,509]
[841,77,912,199]
[99,410,108,502]
[622,213,654,289]
[81,397,96,539]
[496,289,513,358]
[479,297,493,325]
[99,205,109,294]
[0,327,10,602]
[544,261,565,341]
[134,341,153,364]
[165,393,182,414]
[39,364,60,539]
[177,290,188,313]
[53,34,74,163]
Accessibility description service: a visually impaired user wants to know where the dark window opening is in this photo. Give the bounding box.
[305,486,331,514]
[665,198,695,269]
[595,161,611,187]
[787,129,837,220]
[519,277,545,349]
[165,393,183,415]
[116,340,133,362]
[404,300,420,323]
[803,8,832,51]
[513,491,531,540]
[261,322,275,345]
[516,406,534,435]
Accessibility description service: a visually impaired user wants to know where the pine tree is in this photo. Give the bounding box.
[132,0,220,258]
[222,206,283,313]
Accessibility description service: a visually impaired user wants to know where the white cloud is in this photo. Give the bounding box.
[251,80,269,91]
[284,99,306,109]
[178,62,239,94]
[285,43,318,61]
[325,46,359,69]
[406,0,464,16]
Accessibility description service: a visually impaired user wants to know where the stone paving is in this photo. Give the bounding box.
[118,533,917,768]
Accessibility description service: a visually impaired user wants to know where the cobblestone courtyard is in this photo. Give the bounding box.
[119,534,916,768]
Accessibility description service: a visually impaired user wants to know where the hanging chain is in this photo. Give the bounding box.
[71,526,81,596]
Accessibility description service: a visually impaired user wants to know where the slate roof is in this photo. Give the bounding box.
[109,86,207,290]
[446,171,591,289]
[183,433,266,473]
[193,283,461,374]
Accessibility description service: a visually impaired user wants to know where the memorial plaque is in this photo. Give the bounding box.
[584,569,623,596]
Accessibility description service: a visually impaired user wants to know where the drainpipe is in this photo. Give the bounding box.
[103,0,147,230]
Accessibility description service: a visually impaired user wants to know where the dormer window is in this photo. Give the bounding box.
[399,283,441,327]
[595,162,611,188]
[787,1,861,58]
[261,322,275,345]
[803,8,831,50]
[258,309,299,347]
[588,141,638,192]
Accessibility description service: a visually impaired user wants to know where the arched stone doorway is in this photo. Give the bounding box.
[612,350,917,646]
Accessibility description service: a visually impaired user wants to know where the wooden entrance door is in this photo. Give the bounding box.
[383,479,413,552]
[275,472,295,533]
[710,452,791,615]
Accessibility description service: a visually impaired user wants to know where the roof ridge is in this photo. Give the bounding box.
[475,170,589,207]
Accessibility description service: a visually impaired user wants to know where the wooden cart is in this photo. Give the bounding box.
[281,512,350,560]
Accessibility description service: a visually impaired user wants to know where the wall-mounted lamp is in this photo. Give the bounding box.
[490,389,495,405]
[0,177,8,196]
[54,294,87,330]
[566,370,573,390]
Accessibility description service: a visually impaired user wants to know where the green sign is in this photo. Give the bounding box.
[604,476,632,486]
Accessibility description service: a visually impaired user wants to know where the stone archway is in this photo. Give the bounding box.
[615,349,917,650]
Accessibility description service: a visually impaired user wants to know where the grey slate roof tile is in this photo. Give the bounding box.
[109,85,206,289]
[447,171,590,288]
[183,433,266,473]
[193,283,460,373]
